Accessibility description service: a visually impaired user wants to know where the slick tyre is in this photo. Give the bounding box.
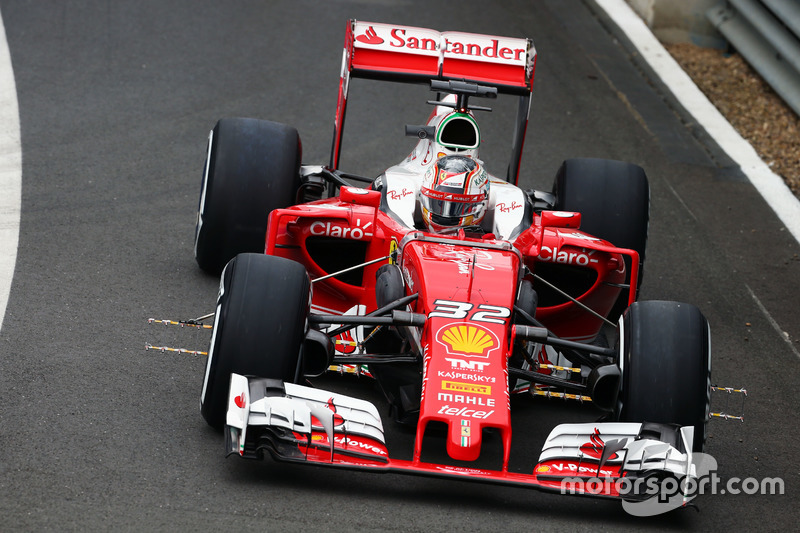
[194,118,302,275]
[200,253,311,431]
[616,300,711,452]
[553,158,649,320]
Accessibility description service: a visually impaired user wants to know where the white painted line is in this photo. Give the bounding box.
[0,8,21,333]
[594,0,800,245]
[665,180,698,221]
[746,284,800,360]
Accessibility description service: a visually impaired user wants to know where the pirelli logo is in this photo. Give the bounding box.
[441,381,491,395]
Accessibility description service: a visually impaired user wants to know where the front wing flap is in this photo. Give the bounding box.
[224,376,697,504]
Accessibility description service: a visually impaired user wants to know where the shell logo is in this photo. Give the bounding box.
[535,465,551,473]
[436,323,499,358]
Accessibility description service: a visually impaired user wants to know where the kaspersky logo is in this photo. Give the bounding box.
[436,323,499,359]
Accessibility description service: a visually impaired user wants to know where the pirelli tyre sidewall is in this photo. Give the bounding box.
[553,158,649,321]
[200,253,310,431]
[616,300,711,452]
[194,117,302,275]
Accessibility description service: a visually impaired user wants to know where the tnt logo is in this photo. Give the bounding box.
[446,358,489,371]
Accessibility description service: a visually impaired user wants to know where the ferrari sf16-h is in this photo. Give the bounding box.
[191,20,712,510]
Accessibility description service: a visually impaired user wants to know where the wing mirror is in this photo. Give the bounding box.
[340,186,382,208]
[540,210,581,229]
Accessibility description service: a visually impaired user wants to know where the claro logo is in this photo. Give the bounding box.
[310,219,373,240]
[539,245,599,267]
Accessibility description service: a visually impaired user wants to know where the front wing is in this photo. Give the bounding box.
[225,374,698,505]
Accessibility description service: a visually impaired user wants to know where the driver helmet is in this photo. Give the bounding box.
[420,155,489,232]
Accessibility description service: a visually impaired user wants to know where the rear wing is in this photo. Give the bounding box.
[331,20,537,185]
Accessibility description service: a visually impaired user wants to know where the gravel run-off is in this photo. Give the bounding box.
[666,42,800,199]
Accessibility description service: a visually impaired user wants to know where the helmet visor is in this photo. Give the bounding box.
[420,187,486,218]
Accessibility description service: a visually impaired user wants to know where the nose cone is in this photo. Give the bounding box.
[446,418,482,461]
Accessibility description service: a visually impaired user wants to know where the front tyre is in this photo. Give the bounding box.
[200,253,310,431]
[615,300,711,452]
[194,118,302,275]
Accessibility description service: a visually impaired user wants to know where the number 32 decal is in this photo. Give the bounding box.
[429,300,511,324]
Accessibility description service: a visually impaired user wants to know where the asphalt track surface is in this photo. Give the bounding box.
[0,1,797,530]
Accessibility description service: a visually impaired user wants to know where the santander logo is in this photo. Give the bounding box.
[356,26,384,45]
[353,22,527,64]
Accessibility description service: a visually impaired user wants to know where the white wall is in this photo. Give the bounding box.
[625,0,726,48]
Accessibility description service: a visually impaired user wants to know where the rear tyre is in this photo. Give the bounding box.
[553,158,649,320]
[615,300,711,452]
[194,118,302,275]
[200,253,310,431]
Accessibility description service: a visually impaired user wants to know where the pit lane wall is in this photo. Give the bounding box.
[624,0,725,48]
[625,0,800,117]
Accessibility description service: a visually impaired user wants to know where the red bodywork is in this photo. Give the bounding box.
[264,186,638,471]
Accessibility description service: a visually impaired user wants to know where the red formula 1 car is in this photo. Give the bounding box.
[193,20,711,509]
